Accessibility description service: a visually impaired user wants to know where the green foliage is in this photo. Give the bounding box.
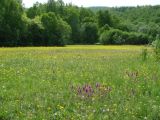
[80,22,98,44]
[0,0,160,46]
[47,0,65,16]
[0,0,24,46]
[41,12,58,45]
[28,16,45,46]
[99,30,112,44]
[97,10,112,27]
[99,29,149,45]
[26,2,46,19]
[98,24,110,35]
[47,0,57,13]
[64,6,80,43]
[79,8,95,23]
[41,12,71,46]
[91,6,160,40]
[56,16,72,45]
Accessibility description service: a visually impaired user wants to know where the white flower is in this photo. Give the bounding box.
[93,110,96,113]
[144,116,147,120]
[54,112,57,116]
[102,109,106,112]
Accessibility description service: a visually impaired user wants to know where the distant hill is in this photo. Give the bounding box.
[89,5,160,24]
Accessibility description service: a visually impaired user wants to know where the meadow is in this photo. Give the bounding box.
[0,45,160,120]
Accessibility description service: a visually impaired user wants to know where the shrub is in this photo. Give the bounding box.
[99,30,111,44]
[99,28,150,45]
[126,33,149,45]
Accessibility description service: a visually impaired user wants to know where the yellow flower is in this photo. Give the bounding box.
[60,106,64,109]
[57,105,64,110]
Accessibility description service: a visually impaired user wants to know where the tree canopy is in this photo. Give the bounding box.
[0,0,160,46]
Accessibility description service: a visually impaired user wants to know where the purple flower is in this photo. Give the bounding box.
[85,88,88,93]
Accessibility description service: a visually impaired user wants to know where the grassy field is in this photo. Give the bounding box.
[0,45,160,120]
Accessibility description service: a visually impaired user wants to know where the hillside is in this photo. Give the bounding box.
[89,5,160,40]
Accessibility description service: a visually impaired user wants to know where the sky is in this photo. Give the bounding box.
[23,0,160,8]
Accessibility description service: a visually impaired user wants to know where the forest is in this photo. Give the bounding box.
[0,0,160,46]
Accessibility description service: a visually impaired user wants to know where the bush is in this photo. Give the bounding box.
[125,33,149,45]
[99,30,112,44]
[99,29,150,45]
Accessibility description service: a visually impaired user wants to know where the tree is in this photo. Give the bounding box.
[97,10,112,28]
[65,6,80,43]
[56,0,65,16]
[0,0,24,46]
[1,0,157,46]
[47,0,57,13]
[80,22,98,44]
[79,8,94,23]
[28,16,45,46]
[56,16,72,45]
[41,12,59,45]
[41,12,71,46]
[26,2,46,19]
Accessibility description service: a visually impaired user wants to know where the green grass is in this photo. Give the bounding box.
[0,45,160,120]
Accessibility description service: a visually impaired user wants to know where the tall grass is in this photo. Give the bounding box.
[0,45,160,120]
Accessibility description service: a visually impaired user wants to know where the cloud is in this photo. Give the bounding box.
[23,0,47,7]
[70,0,159,7]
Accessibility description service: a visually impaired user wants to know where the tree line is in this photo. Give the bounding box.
[0,0,159,46]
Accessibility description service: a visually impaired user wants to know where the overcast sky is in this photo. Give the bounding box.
[23,0,160,8]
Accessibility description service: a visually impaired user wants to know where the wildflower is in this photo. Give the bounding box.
[102,109,106,112]
[85,88,88,93]
[57,104,64,110]
[59,105,64,110]
[54,112,57,116]
[70,82,111,99]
